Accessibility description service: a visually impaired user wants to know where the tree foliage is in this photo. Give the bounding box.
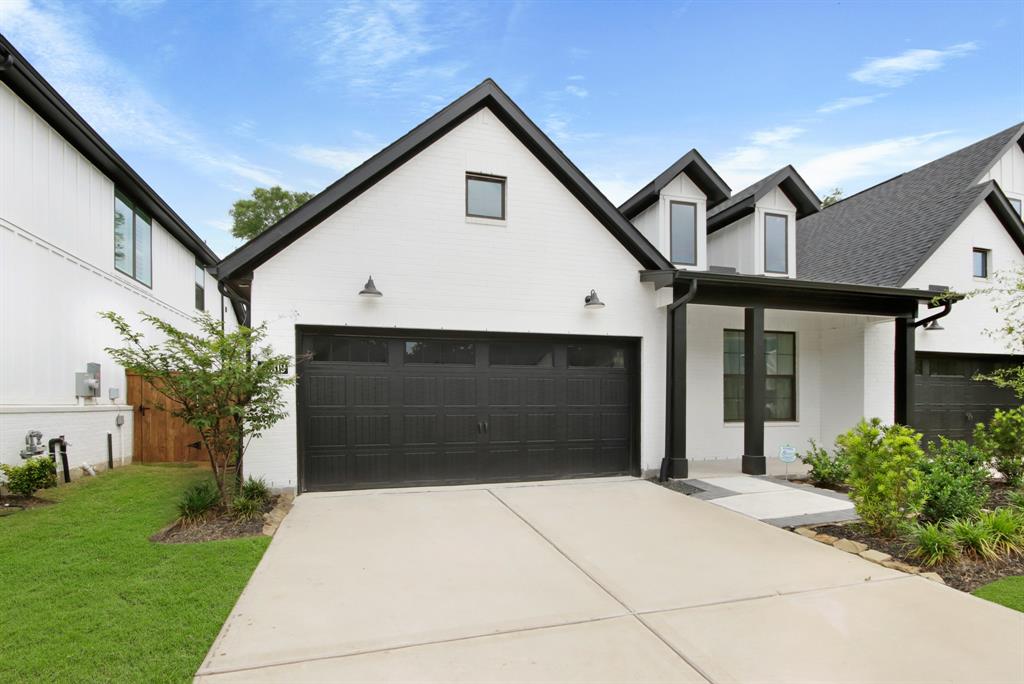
[820,187,843,208]
[102,311,293,504]
[230,186,314,241]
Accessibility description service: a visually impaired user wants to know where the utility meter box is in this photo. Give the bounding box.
[75,362,101,398]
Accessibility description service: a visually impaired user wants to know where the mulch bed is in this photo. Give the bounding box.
[987,482,1020,509]
[151,495,278,544]
[786,477,850,494]
[0,496,56,515]
[814,520,1024,592]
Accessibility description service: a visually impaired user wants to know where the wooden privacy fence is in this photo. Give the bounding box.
[126,373,209,463]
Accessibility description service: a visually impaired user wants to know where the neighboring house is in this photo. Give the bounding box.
[215,79,943,492]
[798,123,1024,441]
[0,37,240,474]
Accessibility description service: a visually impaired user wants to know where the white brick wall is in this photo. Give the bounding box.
[245,108,667,488]
[0,405,132,473]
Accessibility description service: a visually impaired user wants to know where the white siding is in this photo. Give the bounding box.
[981,140,1024,203]
[246,108,667,488]
[628,172,708,270]
[707,214,755,273]
[0,82,229,468]
[707,188,798,277]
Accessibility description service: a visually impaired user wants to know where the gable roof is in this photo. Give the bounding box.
[216,79,672,282]
[617,149,731,220]
[0,34,220,267]
[706,165,820,233]
[797,122,1024,287]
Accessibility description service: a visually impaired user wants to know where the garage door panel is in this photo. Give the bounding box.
[298,331,636,491]
[914,353,1020,443]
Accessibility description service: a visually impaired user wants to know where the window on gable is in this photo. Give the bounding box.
[973,248,990,278]
[195,259,206,311]
[764,213,788,274]
[1009,197,1023,218]
[466,173,505,219]
[723,330,796,422]
[114,191,152,287]
[670,201,697,266]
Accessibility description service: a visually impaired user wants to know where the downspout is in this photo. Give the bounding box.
[910,300,953,329]
[659,279,698,482]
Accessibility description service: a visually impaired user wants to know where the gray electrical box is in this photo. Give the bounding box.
[75,362,101,398]
[108,387,120,401]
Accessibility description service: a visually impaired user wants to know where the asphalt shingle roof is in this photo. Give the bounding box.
[706,165,820,230]
[797,122,1024,286]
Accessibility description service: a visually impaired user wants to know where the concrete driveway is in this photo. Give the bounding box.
[196,478,1024,683]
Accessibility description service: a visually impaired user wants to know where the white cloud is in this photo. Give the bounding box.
[851,42,977,87]
[750,126,804,146]
[290,144,376,174]
[0,0,280,189]
[817,94,884,113]
[565,84,588,98]
[100,0,165,17]
[798,131,960,190]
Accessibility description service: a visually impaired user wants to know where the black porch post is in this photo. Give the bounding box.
[894,316,915,425]
[742,306,766,475]
[665,302,688,478]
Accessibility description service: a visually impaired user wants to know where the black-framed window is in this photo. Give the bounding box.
[466,173,506,219]
[723,330,796,422]
[305,336,388,363]
[669,201,697,266]
[405,340,476,365]
[1009,197,1023,217]
[764,213,788,274]
[973,248,990,278]
[490,341,553,366]
[568,344,626,368]
[114,191,152,286]
[194,259,206,311]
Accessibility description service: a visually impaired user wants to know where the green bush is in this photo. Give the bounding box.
[978,508,1024,556]
[920,438,991,523]
[840,418,926,537]
[239,476,270,503]
[910,522,960,566]
[178,481,219,523]
[1,457,58,498]
[230,495,263,521]
[974,407,1024,486]
[798,439,850,488]
[948,517,998,560]
[1008,489,1024,510]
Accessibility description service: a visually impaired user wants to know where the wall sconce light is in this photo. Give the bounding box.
[924,319,944,331]
[584,289,605,309]
[359,275,383,298]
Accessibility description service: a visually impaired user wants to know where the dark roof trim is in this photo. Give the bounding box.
[0,34,219,266]
[969,124,1024,186]
[618,149,731,220]
[216,79,672,280]
[896,180,1024,287]
[707,166,820,234]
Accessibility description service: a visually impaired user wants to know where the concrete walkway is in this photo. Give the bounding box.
[688,475,858,527]
[196,478,1024,683]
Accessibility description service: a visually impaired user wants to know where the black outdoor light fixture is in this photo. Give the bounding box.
[359,275,383,298]
[924,319,944,331]
[584,289,605,309]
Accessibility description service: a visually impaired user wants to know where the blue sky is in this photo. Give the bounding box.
[2,0,1022,257]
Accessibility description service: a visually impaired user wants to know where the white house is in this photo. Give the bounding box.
[215,79,965,492]
[0,37,240,475]
[798,123,1024,442]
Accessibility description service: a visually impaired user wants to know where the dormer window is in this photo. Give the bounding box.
[764,213,788,274]
[670,201,697,266]
[973,248,990,278]
[466,173,505,220]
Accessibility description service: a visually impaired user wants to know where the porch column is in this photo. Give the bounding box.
[894,316,915,425]
[664,302,688,478]
[742,306,766,475]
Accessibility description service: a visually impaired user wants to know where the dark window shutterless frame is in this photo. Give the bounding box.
[764,213,788,274]
[195,258,206,311]
[114,190,153,288]
[973,248,990,278]
[465,173,506,220]
[723,329,796,422]
[669,200,698,266]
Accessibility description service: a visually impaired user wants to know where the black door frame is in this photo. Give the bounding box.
[294,325,642,492]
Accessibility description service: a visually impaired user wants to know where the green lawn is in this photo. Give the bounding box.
[0,465,269,682]
[973,576,1024,612]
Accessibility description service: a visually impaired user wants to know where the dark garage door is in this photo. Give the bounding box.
[913,353,1021,444]
[296,329,638,491]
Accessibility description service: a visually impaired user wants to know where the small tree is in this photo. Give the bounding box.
[102,311,293,504]
[820,187,843,208]
[974,407,1024,486]
[230,186,313,241]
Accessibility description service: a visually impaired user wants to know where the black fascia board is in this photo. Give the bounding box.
[216,78,673,281]
[0,34,219,266]
[707,166,820,234]
[618,149,732,220]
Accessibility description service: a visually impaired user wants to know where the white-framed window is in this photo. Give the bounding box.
[973,248,990,279]
[764,213,788,274]
[466,173,505,220]
[669,200,698,266]
[114,191,152,287]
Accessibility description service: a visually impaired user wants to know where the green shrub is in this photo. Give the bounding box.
[798,439,850,488]
[974,407,1024,486]
[840,418,926,537]
[178,481,219,523]
[910,522,960,566]
[239,476,270,503]
[1008,489,1024,510]
[920,438,991,523]
[230,495,263,521]
[948,517,998,560]
[0,457,58,498]
[978,508,1024,556]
